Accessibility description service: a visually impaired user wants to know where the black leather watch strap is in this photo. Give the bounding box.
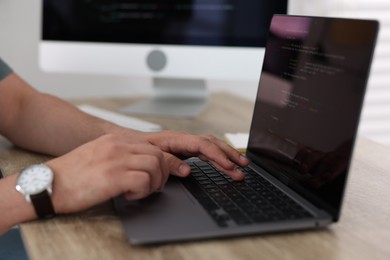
[30,190,55,219]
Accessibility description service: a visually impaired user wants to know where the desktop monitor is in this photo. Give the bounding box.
[40,1,288,117]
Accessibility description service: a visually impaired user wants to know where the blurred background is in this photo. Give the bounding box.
[0,0,389,146]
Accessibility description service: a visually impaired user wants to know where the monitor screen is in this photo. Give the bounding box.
[40,0,288,117]
[42,1,287,47]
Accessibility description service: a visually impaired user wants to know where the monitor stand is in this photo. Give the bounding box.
[120,77,208,118]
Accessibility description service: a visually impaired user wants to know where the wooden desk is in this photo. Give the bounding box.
[1,93,390,260]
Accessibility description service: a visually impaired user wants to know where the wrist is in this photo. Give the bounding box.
[0,174,36,234]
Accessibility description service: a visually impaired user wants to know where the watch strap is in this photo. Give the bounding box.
[30,190,55,219]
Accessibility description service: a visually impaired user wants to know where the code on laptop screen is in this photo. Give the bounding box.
[247,15,378,219]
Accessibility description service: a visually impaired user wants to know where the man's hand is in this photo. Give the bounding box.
[47,134,170,214]
[135,131,250,180]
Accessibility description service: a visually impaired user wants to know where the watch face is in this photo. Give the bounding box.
[16,164,53,195]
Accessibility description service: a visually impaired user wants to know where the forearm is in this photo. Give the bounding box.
[0,174,36,234]
[6,92,124,155]
[0,73,140,156]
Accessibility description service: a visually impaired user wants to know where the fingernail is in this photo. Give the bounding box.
[240,155,249,163]
[179,164,189,176]
[234,168,245,180]
[235,165,245,174]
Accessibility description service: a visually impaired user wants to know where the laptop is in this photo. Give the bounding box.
[113,15,379,245]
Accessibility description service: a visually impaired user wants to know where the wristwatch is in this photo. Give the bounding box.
[16,164,56,219]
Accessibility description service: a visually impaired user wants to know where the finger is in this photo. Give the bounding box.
[108,141,170,192]
[148,132,249,175]
[208,160,245,181]
[202,134,249,167]
[124,154,166,193]
[196,136,249,172]
[163,149,245,181]
[163,153,191,177]
[119,171,152,200]
[148,132,246,168]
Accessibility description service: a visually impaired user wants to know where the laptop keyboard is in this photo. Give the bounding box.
[182,161,313,227]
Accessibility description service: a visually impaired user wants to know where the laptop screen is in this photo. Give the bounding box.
[247,15,378,219]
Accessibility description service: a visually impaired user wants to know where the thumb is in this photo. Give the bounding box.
[164,153,191,177]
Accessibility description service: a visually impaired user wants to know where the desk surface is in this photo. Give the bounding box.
[1,93,390,260]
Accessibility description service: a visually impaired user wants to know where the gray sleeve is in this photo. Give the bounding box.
[0,58,13,80]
